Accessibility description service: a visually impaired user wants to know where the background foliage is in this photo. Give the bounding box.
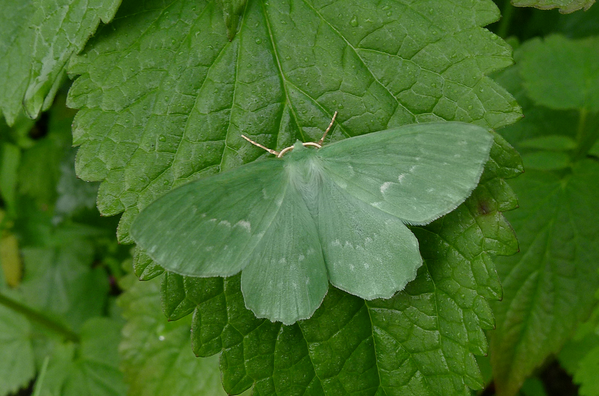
[0,0,598,395]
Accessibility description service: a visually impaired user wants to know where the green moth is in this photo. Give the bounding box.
[131,118,493,325]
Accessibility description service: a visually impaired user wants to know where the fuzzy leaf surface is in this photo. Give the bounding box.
[0,0,122,124]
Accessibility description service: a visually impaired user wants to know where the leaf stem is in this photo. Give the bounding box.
[0,292,80,343]
[497,2,515,39]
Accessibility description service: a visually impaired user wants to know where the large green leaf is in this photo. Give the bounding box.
[161,134,522,395]
[0,0,122,124]
[0,302,35,396]
[66,0,522,393]
[118,272,243,396]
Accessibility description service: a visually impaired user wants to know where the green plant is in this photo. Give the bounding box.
[0,1,597,395]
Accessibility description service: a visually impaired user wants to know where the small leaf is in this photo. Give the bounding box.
[0,302,35,396]
[0,0,122,124]
[520,35,599,111]
[511,0,596,13]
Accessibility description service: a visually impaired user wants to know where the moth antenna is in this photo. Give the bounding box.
[317,111,338,146]
[241,135,280,156]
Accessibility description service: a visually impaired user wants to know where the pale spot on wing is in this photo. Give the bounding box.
[235,220,251,232]
[380,182,393,194]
